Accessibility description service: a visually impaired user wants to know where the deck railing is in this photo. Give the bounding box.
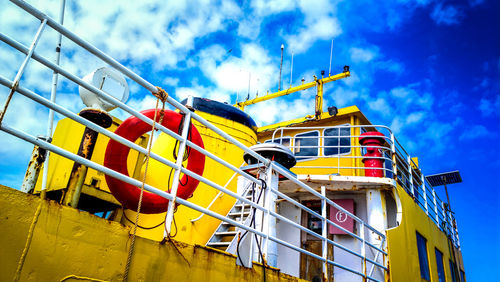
[1,1,388,280]
[270,126,460,248]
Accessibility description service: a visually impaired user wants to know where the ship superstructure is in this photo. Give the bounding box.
[0,1,465,281]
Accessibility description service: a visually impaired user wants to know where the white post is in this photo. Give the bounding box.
[321,186,328,280]
[441,202,447,233]
[390,133,397,181]
[407,155,414,196]
[421,174,428,215]
[366,189,385,280]
[361,223,367,280]
[448,209,455,242]
[254,165,279,267]
[164,112,192,236]
[432,188,439,224]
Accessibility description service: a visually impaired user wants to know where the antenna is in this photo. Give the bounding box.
[256,78,260,97]
[290,51,294,88]
[247,72,251,100]
[329,39,333,76]
[279,44,284,91]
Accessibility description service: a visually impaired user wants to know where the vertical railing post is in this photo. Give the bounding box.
[421,173,428,215]
[407,155,414,196]
[453,218,460,248]
[432,188,439,224]
[441,202,447,233]
[321,186,328,281]
[448,209,456,244]
[164,111,192,237]
[361,223,367,280]
[42,0,66,199]
[390,133,397,183]
[337,127,340,175]
[1,19,47,122]
[263,163,279,267]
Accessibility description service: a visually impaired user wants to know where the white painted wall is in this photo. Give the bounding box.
[331,193,366,282]
[276,201,302,277]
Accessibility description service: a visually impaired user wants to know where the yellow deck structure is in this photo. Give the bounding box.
[0,3,466,279]
[0,185,302,282]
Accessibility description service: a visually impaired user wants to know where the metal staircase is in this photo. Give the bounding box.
[206,183,255,252]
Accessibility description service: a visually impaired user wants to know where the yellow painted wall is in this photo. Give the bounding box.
[387,184,464,281]
[257,114,368,177]
[33,118,147,194]
[122,111,258,244]
[29,109,257,246]
[0,186,303,282]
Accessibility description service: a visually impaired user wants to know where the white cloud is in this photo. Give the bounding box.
[350,47,378,63]
[368,97,391,115]
[378,60,404,74]
[246,94,313,126]
[251,0,295,16]
[162,77,180,87]
[431,3,463,25]
[390,87,411,98]
[390,117,404,134]
[0,88,48,160]
[459,124,490,141]
[286,0,342,54]
[198,43,278,98]
[406,111,425,125]
[479,96,500,117]
[479,98,493,116]
[288,16,342,53]
[327,87,359,108]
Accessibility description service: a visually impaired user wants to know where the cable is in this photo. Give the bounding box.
[236,178,268,282]
[123,211,165,230]
[166,211,178,238]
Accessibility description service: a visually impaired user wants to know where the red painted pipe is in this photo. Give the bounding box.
[359,131,385,177]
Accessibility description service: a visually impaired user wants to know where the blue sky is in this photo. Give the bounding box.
[0,0,499,280]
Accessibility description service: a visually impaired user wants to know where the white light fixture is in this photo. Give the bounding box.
[79,67,129,112]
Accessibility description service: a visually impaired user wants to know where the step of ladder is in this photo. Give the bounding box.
[206,183,258,252]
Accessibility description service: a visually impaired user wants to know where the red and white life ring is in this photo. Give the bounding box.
[104,109,205,214]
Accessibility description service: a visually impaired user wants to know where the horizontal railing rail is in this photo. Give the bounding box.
[1,0,389,280]
[270,125,461,248]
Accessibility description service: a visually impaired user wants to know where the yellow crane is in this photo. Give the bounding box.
[234,66,351,120]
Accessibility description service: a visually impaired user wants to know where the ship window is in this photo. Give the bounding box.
[435,248,446,282]
[449,260,458,282]
[416,232,430,280]
[294,131,319,160]
[324,126,351,156]
[265,137,291,148]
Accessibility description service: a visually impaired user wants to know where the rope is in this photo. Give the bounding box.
[123,96,162,282]
[13,200,43,282]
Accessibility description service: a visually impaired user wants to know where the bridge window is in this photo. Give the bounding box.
[416,232,430,280]
[294,131,319,160]
[265,137,291,148]
[324,126,351,156]
[449,260,458,282]
[435,248,446,282]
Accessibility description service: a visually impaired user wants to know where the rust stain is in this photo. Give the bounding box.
[81,133,94,157]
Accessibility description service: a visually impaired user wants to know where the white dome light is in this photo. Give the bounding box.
[79,67,129,112]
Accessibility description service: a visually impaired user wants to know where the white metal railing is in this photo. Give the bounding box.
[0,1,388,281]
[270,125,461,248]
[270,125,394,177]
